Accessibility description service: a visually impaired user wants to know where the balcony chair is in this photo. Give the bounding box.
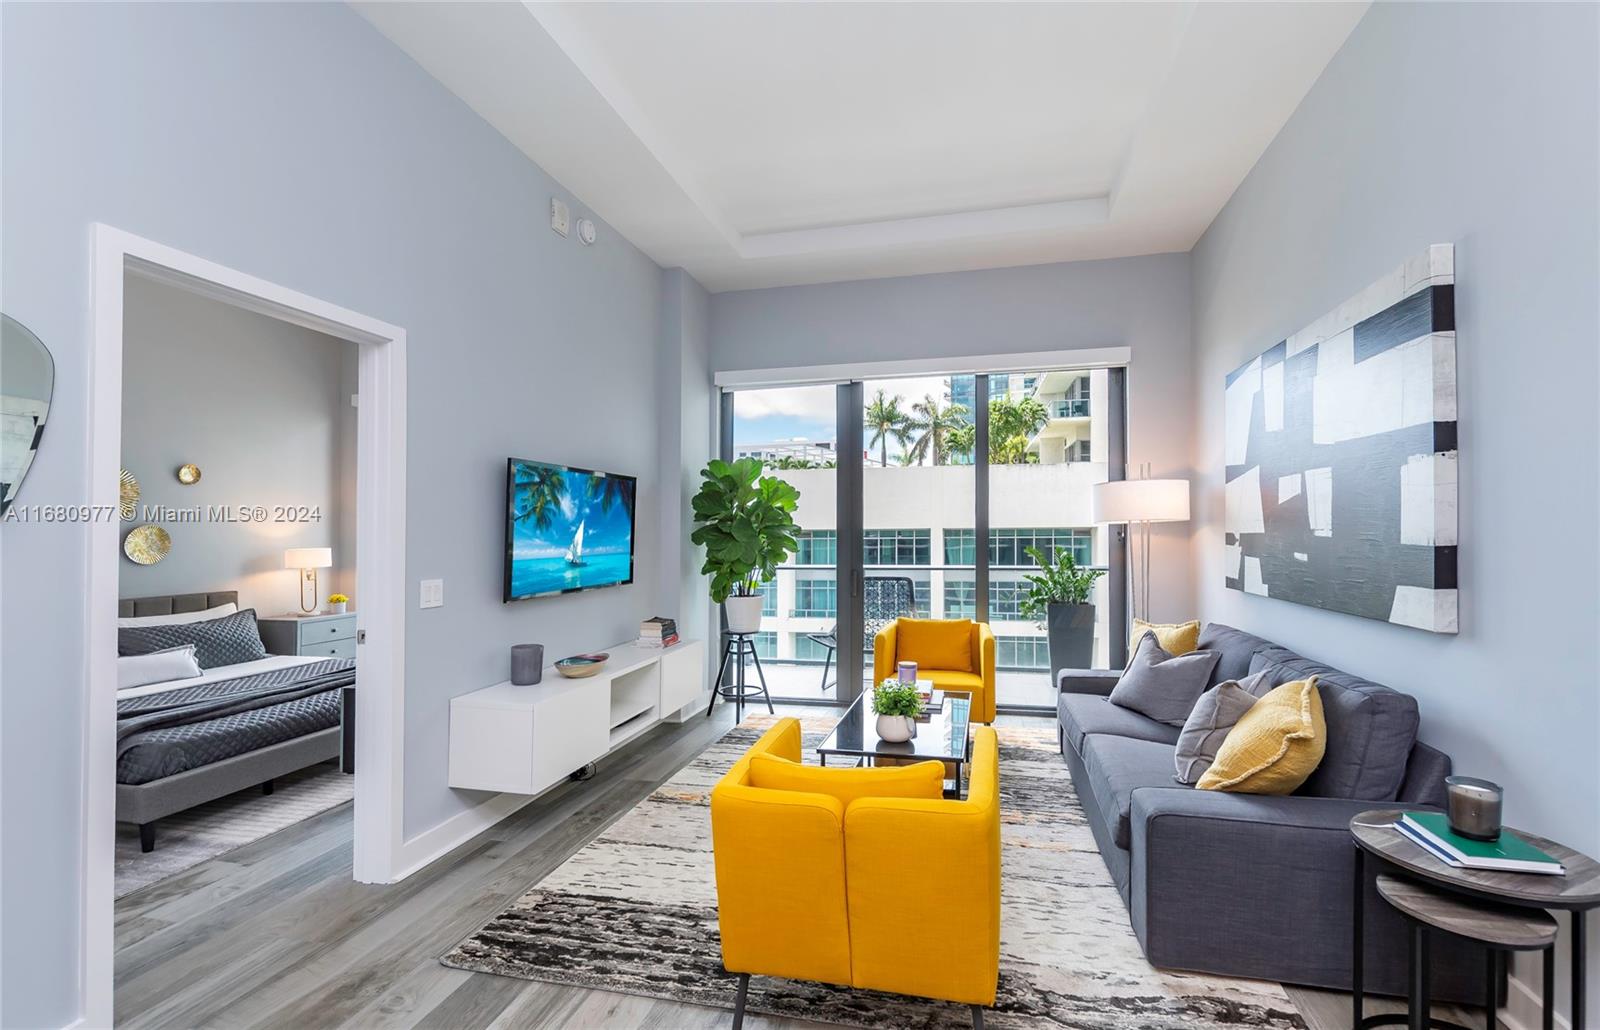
[805,575,915,693]
[710,717,1000,1029]
[874,617,996,723]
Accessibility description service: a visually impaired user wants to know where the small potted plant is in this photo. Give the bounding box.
[872,680,923,742]
[326,593,349,615]
[1019,546,1106,680]
[690,458,800,633]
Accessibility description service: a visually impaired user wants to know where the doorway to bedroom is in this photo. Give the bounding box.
[111,272,361,899]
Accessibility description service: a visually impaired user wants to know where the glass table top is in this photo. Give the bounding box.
[818,691,973,764]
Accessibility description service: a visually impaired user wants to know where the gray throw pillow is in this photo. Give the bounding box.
[118,607,269,669]
[1108,631,1222,727]
[1173,669,1275,784]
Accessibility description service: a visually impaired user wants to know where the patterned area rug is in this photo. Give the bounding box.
[441,717,1305,1029]
[115,761,352,898]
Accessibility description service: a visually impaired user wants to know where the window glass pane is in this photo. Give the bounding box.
[862,374,973,688]
[732,384,837,701]
[989,369,1115,706]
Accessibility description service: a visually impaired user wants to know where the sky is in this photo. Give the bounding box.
[732,376,958,462]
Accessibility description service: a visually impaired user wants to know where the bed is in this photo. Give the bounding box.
[116,591,356,853]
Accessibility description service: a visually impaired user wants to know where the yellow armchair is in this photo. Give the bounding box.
[874,618,997,723]
[710,717,1001,1028]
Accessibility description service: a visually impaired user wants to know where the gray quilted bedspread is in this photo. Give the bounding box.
[117,659,355,785]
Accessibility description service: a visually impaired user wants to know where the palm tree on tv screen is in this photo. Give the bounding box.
[513,464,566,531]
[587,474,634,516]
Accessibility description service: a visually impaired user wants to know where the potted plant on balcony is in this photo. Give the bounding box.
[1019,545,1106,681]
[871,680,923,742]
[691,457,800,634]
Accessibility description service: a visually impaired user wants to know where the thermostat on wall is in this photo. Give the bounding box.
[550,197,570,238]
[577,218,596,246]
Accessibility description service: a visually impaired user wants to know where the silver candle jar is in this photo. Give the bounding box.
[1445,775,1503,841]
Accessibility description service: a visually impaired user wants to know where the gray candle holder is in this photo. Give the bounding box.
[1445,775,1503,841]
[510,643,544,686]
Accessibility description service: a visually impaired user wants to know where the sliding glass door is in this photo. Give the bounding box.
[720,365,1125,711]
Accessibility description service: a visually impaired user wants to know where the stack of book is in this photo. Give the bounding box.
[638,616,679,649]
[1397,811,1565,875]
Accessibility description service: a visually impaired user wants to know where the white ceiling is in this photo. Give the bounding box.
[354,2,1368,292]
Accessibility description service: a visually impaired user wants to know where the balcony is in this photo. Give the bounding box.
[1050,397,1090,419]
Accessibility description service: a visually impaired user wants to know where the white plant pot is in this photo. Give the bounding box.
[875,714,917,743]
[723,594,764,634]
[327,601,347,614]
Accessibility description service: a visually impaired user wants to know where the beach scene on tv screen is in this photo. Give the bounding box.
[509,460,635,599]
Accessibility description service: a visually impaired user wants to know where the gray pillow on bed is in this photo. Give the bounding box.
[118,608,269,669]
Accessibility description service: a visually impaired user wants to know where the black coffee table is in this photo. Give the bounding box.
[817,691,973,798]
[1350,809,1600,1030]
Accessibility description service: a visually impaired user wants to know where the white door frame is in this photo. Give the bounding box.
[83,224,407,1027]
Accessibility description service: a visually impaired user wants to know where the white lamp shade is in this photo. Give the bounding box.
[283,547,333,570]
[1092,479,1190,524]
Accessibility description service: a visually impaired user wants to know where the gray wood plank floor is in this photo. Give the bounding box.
[114,703,1492,1029]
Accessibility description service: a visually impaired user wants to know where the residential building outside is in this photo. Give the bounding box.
[735,369,1114,708]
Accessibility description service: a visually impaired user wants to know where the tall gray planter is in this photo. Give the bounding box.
[1046,602,1097,690]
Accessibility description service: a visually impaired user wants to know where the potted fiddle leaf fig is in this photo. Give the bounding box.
[690,458,800,634]
[1019,545,1106,682]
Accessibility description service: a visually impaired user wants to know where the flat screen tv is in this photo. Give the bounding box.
[505,457,637,602]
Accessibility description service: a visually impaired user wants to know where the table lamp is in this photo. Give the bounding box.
[1092,468,1189,624]
[284,547,333,614]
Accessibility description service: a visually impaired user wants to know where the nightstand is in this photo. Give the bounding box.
[259,612,357,658]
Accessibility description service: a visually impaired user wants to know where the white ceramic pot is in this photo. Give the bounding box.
[875,714,917,743]
[724,594,764,634]
[328,601,347,614]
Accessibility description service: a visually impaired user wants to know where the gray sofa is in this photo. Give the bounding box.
[1057,622,1485,1000]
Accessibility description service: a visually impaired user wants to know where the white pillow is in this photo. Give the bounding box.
[118,646,202,690]
[118,602,238,628]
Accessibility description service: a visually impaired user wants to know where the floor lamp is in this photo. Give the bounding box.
[1092,470,1190,625]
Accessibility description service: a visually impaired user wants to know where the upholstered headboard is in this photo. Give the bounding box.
[118,590,239,619]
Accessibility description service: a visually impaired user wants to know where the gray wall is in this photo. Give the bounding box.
[1190,2,1599,1015]
[708,253,1199,621]
[120,276,355,615]
[658,269,716,673]
[0,4,684,1025]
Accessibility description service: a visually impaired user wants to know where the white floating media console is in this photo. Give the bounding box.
[448,639,705,795]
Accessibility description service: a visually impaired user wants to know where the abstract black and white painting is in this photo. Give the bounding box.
[1224,244,1457,634]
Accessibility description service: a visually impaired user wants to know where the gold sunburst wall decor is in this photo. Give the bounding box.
[176,463,201,485]
[123,524,171,565]
[119,468,140,520]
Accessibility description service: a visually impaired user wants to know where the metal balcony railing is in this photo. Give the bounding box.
[1051,398,1091,418]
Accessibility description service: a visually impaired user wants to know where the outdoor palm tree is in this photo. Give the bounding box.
[863,388,912,467]
[906,394,969,466]
[513,464,566,530]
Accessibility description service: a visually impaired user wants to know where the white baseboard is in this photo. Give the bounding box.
[1500,968,1568,1030]
[390,791,536,882]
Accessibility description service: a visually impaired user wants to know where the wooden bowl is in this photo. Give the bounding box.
[555,653,609,678]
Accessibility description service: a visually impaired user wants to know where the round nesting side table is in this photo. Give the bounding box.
[1351,810,1600,1030]
[1375,873,1558,1030]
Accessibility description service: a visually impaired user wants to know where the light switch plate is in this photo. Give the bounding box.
[420,579,444,609]
[550,197,570,238]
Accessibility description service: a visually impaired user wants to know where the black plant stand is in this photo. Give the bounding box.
[706,631,774,724]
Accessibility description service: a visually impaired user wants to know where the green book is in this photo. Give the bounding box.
[1399,812,1564,875]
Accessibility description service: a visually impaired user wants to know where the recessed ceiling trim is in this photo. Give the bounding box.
[736,196,1110,259]
[525,0,744,248]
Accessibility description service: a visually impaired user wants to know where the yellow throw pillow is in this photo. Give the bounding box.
[1130,619,1201,657]
[1196,677,1326,795]
[895,618,974,673]
[748,753,945,808]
